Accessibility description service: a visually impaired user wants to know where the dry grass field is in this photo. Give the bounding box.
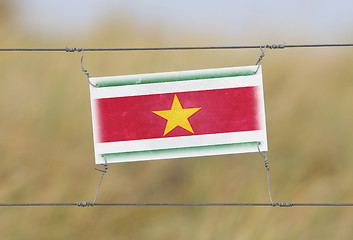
[1,11,353,240]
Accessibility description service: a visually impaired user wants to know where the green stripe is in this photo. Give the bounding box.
[92,66,256,87]
[103,142,258,161]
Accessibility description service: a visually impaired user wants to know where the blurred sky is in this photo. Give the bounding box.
[9,0,353,43]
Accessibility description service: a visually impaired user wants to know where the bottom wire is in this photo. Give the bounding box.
[1,202,353,207]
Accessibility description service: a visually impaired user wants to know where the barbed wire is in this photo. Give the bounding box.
[0,43,352,52]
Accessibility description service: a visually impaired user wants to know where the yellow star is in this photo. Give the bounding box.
[153,95,201,136]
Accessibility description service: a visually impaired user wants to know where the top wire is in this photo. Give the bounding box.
[0,43,353,52]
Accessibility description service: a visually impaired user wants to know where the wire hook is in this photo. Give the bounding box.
[92,155,108,206]
[80,49,98,87]
[257,142,274,205]
[253,45,267,74]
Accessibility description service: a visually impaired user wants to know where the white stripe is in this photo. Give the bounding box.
[90,65,258,87]
[90,74,262,99]
[94,140,268,164]
[94,130,266,155]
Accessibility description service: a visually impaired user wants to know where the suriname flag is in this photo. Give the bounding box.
[89,65,268,164]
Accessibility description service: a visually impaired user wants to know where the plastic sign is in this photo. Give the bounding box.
[89,66,267,164]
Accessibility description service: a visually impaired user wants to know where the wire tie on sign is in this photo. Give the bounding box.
[257,142,274,206]
[94,155,108,173]
[257,142,270,170]
[80,49,98,87]
[253,43,285,74]
[253,45,267,74]
[92,155,109,206]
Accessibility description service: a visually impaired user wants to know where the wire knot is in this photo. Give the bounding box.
[264,159,270,169]
[95,159,108,173]
[267,44,285,49]
[76,202,93,207]
[65,47,82,52]
[257,142,270,170]
[274,202,293,207]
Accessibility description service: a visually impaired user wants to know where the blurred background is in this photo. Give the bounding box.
[1,0,353,239]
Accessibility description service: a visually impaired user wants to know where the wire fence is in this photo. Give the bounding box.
[1,42,353,207]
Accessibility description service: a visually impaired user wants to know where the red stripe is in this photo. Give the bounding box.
[96,87,259,143]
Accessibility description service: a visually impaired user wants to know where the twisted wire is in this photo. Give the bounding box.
[80,49,98,87]
[92,155,108,206]
[257,142,274,205]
